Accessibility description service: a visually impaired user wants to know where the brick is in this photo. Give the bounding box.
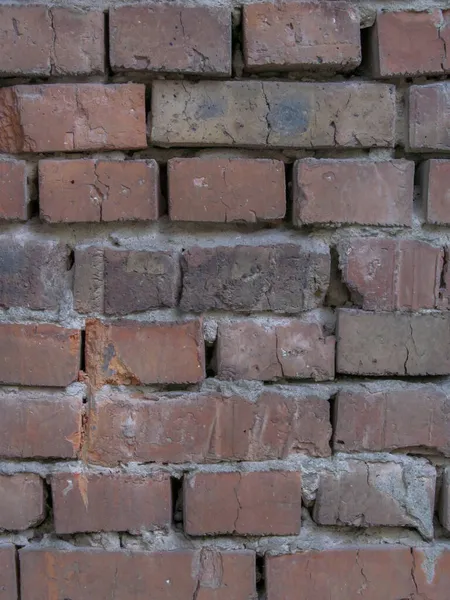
[337,309,450,376]
[0,546,17,600]
[243,2,361,72]
[20,548,256,600]
[168,158,285,222]
[420,159,450,225]
[180,244,330,313]
[313,460,435,538]
[0,84,146,153]
[0,239,69,310]
[87,389,331,465]
[0,324,81,387]
[0,6,104,76]
[370,10,450,77]
[338,238,443,310]
[74,247,104,313]
[334,388,450,456]
[0,161,27,221]
[216,319,335,382]
[151,81,395,148]
[408,83,450,151]
[52,472,171,534]
[439,466,450,531]
[39,159,160,223]
[411,548,450,600]
[0,390,82,459]
[293,159,413,226]
[85,319,205,387]
[184,471,301,535]
[266,547,418,600]
[0,474,45,531]
[110,5,231,75]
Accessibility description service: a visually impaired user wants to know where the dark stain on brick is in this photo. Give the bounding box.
[268,98,311,135]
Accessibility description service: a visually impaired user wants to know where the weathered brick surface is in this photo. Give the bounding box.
[420,159,450,224]
[0,391,82,459]
[110,5,231,75]
[52,473,171,533]
[151,81,395,148]
[334,388,450,455]
[440,467,450,532]
[180,244,330,313]
[293,159,413,226]
[0,546,17,600]
[0,474,45,531]
[408,83,450,151]
[168,158,285,222]
[74,246,104,313]
[87,389,331,465]
[243,2,361,72]
[0,84,146,153]
[313,460,435,538]
[184,471,301,536]
[338,238,443,310]
[216,319,335,382]
[0,161,27,221]
[0,6,104,76]
[337,309,450,376]
[20,548,256,600]
[0,239,69,310]
[0,324,80,386]
[39,159,160,223]
[85,319,205,386]
[370,10,450,77]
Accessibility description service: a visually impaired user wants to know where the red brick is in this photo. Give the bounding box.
[52,472,171,534]
[0,6,104,76]
[439,466,450,531]
[87,389,331,465]
[0,84,146,154]
[168,158,285,222]
[0,324,81,387]
[337,309,450,376]
[420,159,450,224]
[110,5,231,75]
[151,81,395,148]
[313,460,435,537]
[0,239,69,310]
[412,548,450,599]
[184,471,301,535]
[334,388,450,455]
[408,83,450,151]
[370,10,450,77]
[0,390,83,459]
[266,548,418,600]
[0,474,45,531]
[243,2,361,72]
[85,319,204,387]
[39,159,160,223]
[339,238,443,310]
[0,546,17,600]
[216,319,335,382]
[180,244,330,313]
[0,161,27,221]
[293,159,413,226]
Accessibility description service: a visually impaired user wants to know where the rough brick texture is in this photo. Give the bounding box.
[243,2,361,72]
[440,467,450,532]
[52,472,171,533]
[110,6,231,75]
[184,471,301,535]
[168,158,285,222]
[408,83,450,151]
[293,159,413,226]
[0,84,146,153]
[0,546,17,600]
[39,159,160,223]
[151,81,395,148]
[420,159,450,225]
[180,244,330,313]
[370,10,450,77]
[0,324,80,386]
[0,161,27,221]
[85,319,205,386]
[0,474,45,531]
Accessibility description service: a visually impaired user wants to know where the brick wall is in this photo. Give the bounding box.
[1,1,450,598]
